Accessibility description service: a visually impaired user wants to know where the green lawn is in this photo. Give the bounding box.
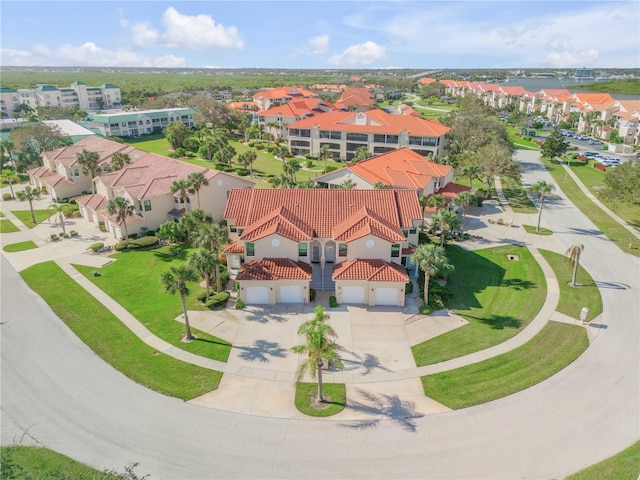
[500,177,537,213]
[523,224,554,235]
[0,218,20,233]
[542,158,639,257]
[412,245,547,366]
[294,382,346,417]
[74,243,231,362]
[122,134,172,155]
[539,249,602,322]
[0,446,104,479]
[10,209,52,228]
[20,261,223,400]
[3,240,38,252]
[421,321,589,409]
[507,126,542,150]
[565,441,640,480]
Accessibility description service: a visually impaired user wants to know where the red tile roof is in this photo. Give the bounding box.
[42,136,139,169]
[241,205,314,243]
[333,206,406,243]
[332,259,409,282]
[27,166,74,187]
[288,109,450,137]
[258,98,336,118]
[438,182,471,201]
[253,86,318,101]
[75,193,109,211]
[337,87,375,109]
[225,189,422,240]
[236,258,312,281]
[223,242,244,254]
[418,78,436,85]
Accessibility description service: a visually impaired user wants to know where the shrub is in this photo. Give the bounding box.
[329,296,338,308]
[255,144,265,150]
[175,147,186,157]
[69,230,78,237]
[324,166,338,174]
[145,230,156,236]
[305,160,313,168]
[197,290,210,303]
[247,141,256,147]
[419,304,432,315]
[223,167,234,173]
[89,242,104,252]
[114,235,159,251]
[309,288,316,302]
[405,281,414,295]
[63,233,70,239]
[497,218,504,225]
[205,291,230,309]
[235,169,249,176]
[50,233,59,241]
[3,193,12,201]
[98,222,106,232]
[234,281,240,292]
[234,300,245,310]
[129,233,138,240]
[167,151,180,158]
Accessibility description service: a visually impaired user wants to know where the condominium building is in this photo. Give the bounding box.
[82,108,196,138]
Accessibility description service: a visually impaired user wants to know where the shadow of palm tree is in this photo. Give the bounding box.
[339,351,392,375]
[478,314,521,330]
[501,278,536,290]
[594,280,630,290]
[235,339,288,363]
[153,244,191,262]
[242,309,288,323]
[340,388,424,432]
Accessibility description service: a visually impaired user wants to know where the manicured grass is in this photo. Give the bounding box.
[20,261,223,400]
[10,209,52,228]
[294,382,346,417]
[3,240,38,252]
[523,224,554,235]
[0,211,4,216]
[421,321,589,409]
[0,218,20,233]
[500,178,537,213]
[122,134,172,155]
[412,245,547,366]
[74,243,231,362]
[0,446,103,478]
[565,441,640,480]
[542,158,639,257]
[539,249,603,322]
[507,126,542,150]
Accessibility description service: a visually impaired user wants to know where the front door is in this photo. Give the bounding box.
[326,244,336,263]
[311,245,320,263]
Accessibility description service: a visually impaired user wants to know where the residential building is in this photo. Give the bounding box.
[82,108,195,138]
[336,87,375,111]
[252,86,319,110]
[76,153,254,240]
[287,109,451,161]
[223,189,422,306]
[257,98,338,140]
[28,136,141,201]
[0,82,121,117]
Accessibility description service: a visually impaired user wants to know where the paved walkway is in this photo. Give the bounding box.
[0,182,606,419]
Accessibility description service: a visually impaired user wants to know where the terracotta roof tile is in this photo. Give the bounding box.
[332,259,408,282]
[75,193,108,211]
[241,206,314,242]
[224,242,244,254]
[236,258,312,281]
[253,86,318,100]
[333,206,405,243]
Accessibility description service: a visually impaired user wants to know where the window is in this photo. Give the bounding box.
[391,243,400,257]
[230,225,237,233]
[338,243,347,256]
[346,133,368,142]
[73,169,79,177]
[143,200,151,211]
[237,228,244,236]
[246,242,255,256]
[298,243,308,257]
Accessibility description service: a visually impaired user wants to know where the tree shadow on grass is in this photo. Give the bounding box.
[477,314,521,330]
[235,339,287,363]
[501,278,536,290]
[339,388,424,432]
[152,244,191,262]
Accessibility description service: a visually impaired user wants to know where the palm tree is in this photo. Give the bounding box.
[107,196,134,247]
[426,194,446,212]
[319,144,331,173]
[110,151,131,171]
[529,180,554,232]
[188,249,217,299]
[431,208,461,246]
[161,264,198,341]
[410,243,454,307]
[170,178,192,210]
[339,179,356,189]
[48,202,72,236]
[565,244,585,287]
[187,171,209,210]
[291,306,343,403]
[1,170,20,199]
[179,209,213,242]
[77,149,101,194]
[272,174,296,189]
[238,150,257,177]
[284,159,301,182]
[452,191,476,232]
[16,185,40,224]
[460,164,482,189]
[194,222,228,292]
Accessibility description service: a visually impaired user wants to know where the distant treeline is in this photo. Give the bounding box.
[567,79,640,95]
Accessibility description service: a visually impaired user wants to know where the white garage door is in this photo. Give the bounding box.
[246,286,270,305]
[280,285,303,303]
[375,288,398,306]
[342,286,365,304]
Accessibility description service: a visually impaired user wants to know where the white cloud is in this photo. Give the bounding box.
[130,21,160,48]
[327,41,386,66]
[308,35,330,55]
[160,7,243,50]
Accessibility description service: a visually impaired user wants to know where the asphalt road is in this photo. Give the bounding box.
[1,150,638,479]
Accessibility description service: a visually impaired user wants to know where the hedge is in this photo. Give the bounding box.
[114,235,159,251]
[205,292,230,309]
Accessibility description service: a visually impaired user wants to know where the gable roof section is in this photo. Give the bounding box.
[75,193,109,211]
[333,206,406,243]
[236,258,313,281]
[253,86,318,100]
[259,98,336,118]
[225,189,422,239]
[42,136,139,169]
[241,206,314,242]
[332,259,409,282]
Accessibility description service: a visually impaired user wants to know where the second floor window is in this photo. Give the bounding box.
[391,243,400,257]
[144,200,151,211]
[246,242,255,256]
[338,243,347,256]
[299,243,308,257]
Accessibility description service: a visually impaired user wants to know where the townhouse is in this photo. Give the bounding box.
[28,136,141,201]
[76,153,254,240]
[336,87,376,111]
[252,86,319,110]
[223,189,422,306]
[83,108,195,138]
[257,98,338,140]
[287,109,451,161]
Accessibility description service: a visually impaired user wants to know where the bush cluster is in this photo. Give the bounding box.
[89,242,104,252]
[234,300,245,310]
[205,292,230,309]
[114,235,159,251]
[329,296,338,308]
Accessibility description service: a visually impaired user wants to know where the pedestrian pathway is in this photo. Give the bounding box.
[493,176,513,214]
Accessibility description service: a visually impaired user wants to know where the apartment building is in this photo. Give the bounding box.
[83,108,195,138]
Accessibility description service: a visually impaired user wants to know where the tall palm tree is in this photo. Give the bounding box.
[77,149,101,194]
[1,170,20,199]
[452,191,476,232]
[170,178,192,210]
[107,196,134,248]
[16,185,40,224]
[426,194,446,212]
[48,203,72,236]
[529,180,555,232]
[565,244,585,287]
[431,209,461,246]
[460,164,482,189]
[110,151,131,171]
[238,150,257,177]
[179,209,213,242]
[319,144,331,173]
[161,264,198,341]
[291,306,343,403]
[187,171,209,210]
[188,249,217,299]
[194,222,228,292]
[410,243,454,307]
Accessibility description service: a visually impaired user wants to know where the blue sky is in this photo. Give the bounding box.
[1,1,638,69]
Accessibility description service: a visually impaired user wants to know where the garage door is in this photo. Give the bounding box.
[246,286,270,305]
[280,285,303,304]
[342,286,365,304]
[375,288,398,306]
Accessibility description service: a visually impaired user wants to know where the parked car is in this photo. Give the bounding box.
[588,139,602,145]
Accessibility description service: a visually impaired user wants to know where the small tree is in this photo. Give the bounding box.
[110,151,131,170]
[187,171,209,210]
[452,191,476,232]
[291,306,343,403]
[77,149,101,194]
[541,127,569,160]
[431,208,461,246]
[529,180,554,232]
[16,185,40,224]
[565,244,585,287]
[161,264,198,341]
[48,202,72,236]
[194,222,228,292]
[165,122,191,150]
[170,178,192,210]
[1,170,20,199]
[188,249,217,299]
[107,196,134,247]
[411,243,454,307]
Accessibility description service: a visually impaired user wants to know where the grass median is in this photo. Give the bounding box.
[294,383,346,417]
[10,209,52,228]
[412,245,546,366]
[3,240,38,252]
[421,321,589,409]
[565,440,640,480]
[21,261,223,400]
[0,218,20,233]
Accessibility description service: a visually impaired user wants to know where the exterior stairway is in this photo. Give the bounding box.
[310,264,335,291]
